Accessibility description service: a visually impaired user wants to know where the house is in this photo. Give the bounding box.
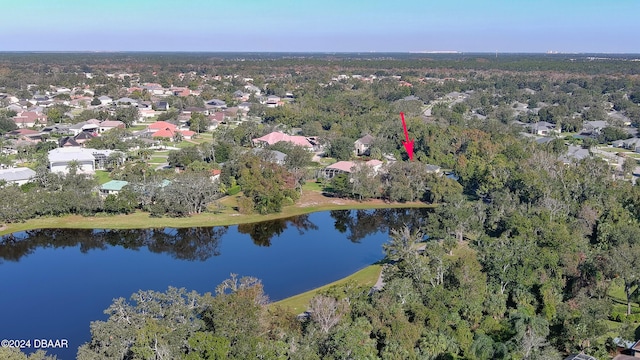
[321,160,383,179]
[252,131,314,149]
[156,101,169,111]
[41,124,69,136]
[74,131,97,145]
[425,164,442,174]
[266,95,281,107]
[58,136,82,147]
[91,149,119,170]
[252,148,287,165]
[98,96,113,105]
[152,128,176,140]
[148,121,177,133]
[582,120,609,135]
[529,121,560,136]
[244,84,261,95]
[13,111,47,128]
[238,102,252,112]
[0,167,36,186]
[172,87,191,97]
[209,169,221,182]
[68,120,100,136]
[100,180,129,197]
[354,134,374,156]
[613,137,640,152]
[115,97,139,106]
[98,120,125,133]
[139,108,157,119]
[208,112,225,129]
[48,147,96,174]
[233,90,250,101]
[183,107,208,116]
[205,99,227,109]
[143,83,166,96]
[6,128,42,141]
[560,145,591,164]
[180,130,196,140]
[564,355,596,360]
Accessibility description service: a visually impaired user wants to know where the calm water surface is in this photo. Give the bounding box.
[0,208,429,359]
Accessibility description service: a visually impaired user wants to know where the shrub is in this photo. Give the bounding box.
[227,185,241,196]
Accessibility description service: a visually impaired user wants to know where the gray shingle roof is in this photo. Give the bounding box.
[0,167,36,182]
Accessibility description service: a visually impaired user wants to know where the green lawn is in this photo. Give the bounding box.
[0,189,430,236]
[608,279,640,315]
[302,181,325,192]
[272,265,382,314]
[174,138,212,148]
[318,157,337,166]
[148,156,168,164]
[94,170,112,184]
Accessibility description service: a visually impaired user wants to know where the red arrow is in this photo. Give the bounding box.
[400,112,414,160]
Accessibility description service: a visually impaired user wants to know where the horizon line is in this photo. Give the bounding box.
[1,50,640,55]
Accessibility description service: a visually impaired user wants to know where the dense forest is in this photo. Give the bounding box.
[2,53,640,359]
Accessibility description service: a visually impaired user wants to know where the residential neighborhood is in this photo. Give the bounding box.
[3,53,640,360]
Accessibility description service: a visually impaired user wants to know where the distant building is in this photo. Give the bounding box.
[252,132,314,150]
[0,167,36,186]
[100,180,129,197]
[354,134,374,156]
[48,148,96,174]
[425,164,442,174]
[321,160,383,179]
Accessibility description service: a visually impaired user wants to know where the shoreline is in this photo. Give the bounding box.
[0,190,431,236]
[1,191,420,315]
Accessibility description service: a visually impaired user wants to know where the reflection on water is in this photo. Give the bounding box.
[237,214,318,246]
[0,208,431,262]
[0,227,229,262]
[0,208,430,359]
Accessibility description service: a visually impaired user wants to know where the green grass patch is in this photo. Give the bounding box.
[0,188,431,236]
[272,265,382,314]
[597,147,631,153]
[302,181,325,192]
[173,141,196,149]
[148,156,168,164]
[318,157,337,166]
[94,170,112,185]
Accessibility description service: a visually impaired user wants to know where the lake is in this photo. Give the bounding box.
[0,208,429,359]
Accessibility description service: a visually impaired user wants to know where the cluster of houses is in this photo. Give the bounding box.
[0,71,302,187]
[0,125,448,190]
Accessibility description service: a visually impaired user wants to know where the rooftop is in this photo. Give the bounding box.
[100,180,129,191]
[48,147,96,162]
[0,167,36,182]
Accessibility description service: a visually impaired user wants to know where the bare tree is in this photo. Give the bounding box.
[308,295,348,334]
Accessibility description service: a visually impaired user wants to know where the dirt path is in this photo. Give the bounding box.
[371,266,385,292]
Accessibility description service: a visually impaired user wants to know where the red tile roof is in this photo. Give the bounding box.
[152,128,175,138]
[148,121,177,131]
[252,132,313,148]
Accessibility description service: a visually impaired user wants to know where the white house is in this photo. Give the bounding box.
[98,96,113,105]
[48,147,96,174]
[0,167,36,186]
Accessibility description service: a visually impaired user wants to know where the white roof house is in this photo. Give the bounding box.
[48,148,96,174]
[0,167,36,186]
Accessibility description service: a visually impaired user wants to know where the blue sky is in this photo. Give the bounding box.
[1,0,638,52]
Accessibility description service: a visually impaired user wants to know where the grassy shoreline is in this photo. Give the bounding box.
[0,190,424,311]
[0,189,431,235]
[272,264,383,314]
